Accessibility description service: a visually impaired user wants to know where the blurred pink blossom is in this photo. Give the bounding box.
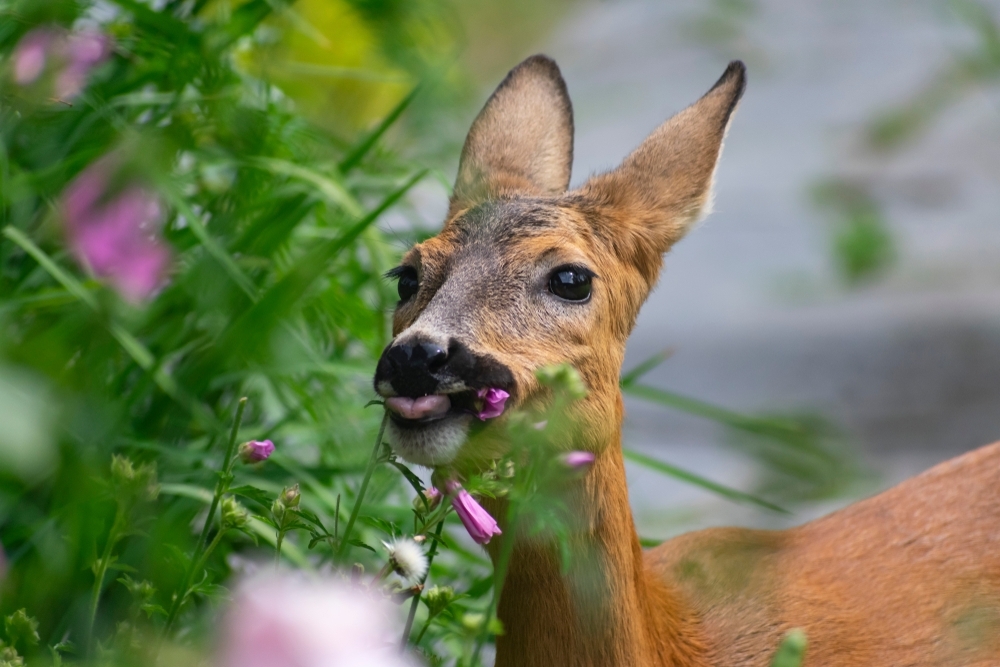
[11,27,111,99]
[12,29,57,84]
[220,573,418,667]
[56,30,111,99]
[239,440,275,464]
[61,157,170,303]
[475,387,509,420]
[446,481,502,545]
[562,451,596,469]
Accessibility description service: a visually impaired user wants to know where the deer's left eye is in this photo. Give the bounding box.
[548,266,594,302]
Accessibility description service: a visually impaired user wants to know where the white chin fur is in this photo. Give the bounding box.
[386,414,472,467]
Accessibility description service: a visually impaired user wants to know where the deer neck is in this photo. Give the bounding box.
[486,393,708,667]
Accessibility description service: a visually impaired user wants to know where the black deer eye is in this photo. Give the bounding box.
[388,266,419,302]
[548,266,594,302]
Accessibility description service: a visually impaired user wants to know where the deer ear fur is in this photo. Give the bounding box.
[578,61,746,258]
[450,55,574,214]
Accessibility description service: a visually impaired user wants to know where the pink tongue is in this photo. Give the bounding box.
[385,395,451,420]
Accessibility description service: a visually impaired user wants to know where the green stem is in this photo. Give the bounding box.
[275,529,285,568]
[86,504,126,647]
[412,617,433,647]
[163,397,247,634]
[191,527,227,578]
[401,519,445,650]
[336,412,388,560]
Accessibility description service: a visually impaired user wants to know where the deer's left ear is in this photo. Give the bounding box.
[577,61,745,259]
[450,55,574,215]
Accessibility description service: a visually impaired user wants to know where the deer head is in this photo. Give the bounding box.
[374,55,745,470]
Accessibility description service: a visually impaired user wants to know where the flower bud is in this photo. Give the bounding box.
[413,487,442,512]
[110,455,158,503]
[423,585,455,617]
[221,497,249,529]
[238,440,274,464]
[280,483,300,508]
[271,498,285,524]
[110,454,135,483]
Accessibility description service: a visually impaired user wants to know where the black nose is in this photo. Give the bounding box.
[387,342,448,373]
[377,340,449,397]
[374,337,516,401]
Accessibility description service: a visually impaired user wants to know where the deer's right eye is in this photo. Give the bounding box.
[389,266,420,302]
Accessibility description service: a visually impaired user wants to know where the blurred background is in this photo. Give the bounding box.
[1,0,999,663]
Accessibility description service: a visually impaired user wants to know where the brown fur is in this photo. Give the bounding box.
[388,56,1000,665]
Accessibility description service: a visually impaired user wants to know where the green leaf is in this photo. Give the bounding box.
[388,460,426,496]
[339,86,421,173]
[622,449,788,514]
[620,349,673,388]
[229,485,273,508]
[348,539,376,554]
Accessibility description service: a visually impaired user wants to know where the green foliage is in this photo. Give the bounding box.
[812,179,895,285]
[0,0,440,660]
[770,628,808,667]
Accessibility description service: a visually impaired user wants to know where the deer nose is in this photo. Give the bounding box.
[378,340,449,398]
[387,342,448,372]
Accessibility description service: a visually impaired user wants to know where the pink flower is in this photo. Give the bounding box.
[475,387,509,420]
[562,451,596,469]
[11,27,111,99]
[56,30,111,99]
[446,481,501,545]
[61,156,170,303]
[12,29,57,84]
[239,440,275,464]
[220,572,418,667]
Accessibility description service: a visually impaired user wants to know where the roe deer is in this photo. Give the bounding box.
[373,55,1000,666]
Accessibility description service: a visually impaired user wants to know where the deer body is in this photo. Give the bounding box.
[492,430,1000,666]
[373,55,1000,665]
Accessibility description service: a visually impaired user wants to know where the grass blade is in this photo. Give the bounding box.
[623,448,788,514]
[339,86,420,174]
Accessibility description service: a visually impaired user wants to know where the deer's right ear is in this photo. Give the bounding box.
[450,55,574,214]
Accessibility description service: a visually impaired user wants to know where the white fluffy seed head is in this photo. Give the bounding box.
[383,537,427,583]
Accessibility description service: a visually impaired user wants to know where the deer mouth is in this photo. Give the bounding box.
[384,391,482,427]
[380,388,505,467]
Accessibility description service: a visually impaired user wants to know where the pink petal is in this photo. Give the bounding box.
[562,451,596,469]
[13,30,55,84]
[475,387,509,421]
